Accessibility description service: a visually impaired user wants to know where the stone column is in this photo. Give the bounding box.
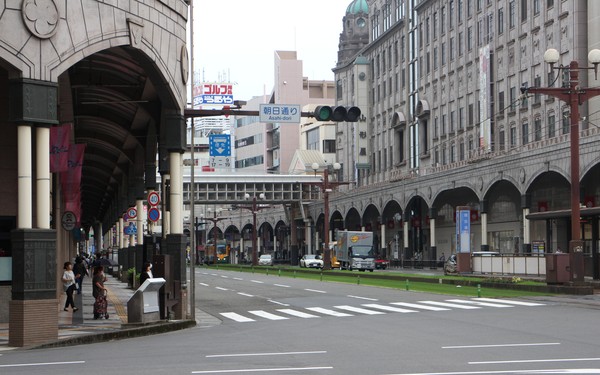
[429,207,437,261]
[480,200,489,251]
[521,194,531,254]
[36,125,51,229]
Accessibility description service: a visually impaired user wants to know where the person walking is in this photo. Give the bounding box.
[61,262,79,312]
[73,256,88,295]
[92,265,109,319]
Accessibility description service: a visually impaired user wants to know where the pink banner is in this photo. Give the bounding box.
[49,124,71,173]
[61,144,85,224]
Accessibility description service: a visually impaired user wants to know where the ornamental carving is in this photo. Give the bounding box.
[22,0,59,39]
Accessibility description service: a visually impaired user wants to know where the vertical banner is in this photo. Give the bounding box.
[456,206,471,253]
[49,124,71,172]
[61,144,86,224]
[479,45,491,151]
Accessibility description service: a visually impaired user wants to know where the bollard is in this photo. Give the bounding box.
[320,271,323,282]
[294,270,297,278]
[477,284,481,298]
[406,279,409,291]
[266,268,269,276]
[357,275,360,285]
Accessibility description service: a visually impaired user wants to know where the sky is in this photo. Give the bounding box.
[192,0,351,102]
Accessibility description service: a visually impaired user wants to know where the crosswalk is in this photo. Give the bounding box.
[218,298,544,323]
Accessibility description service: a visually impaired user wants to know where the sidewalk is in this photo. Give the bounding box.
[0,274,196,351]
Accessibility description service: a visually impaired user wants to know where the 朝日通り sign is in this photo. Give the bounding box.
[259,104,301,123]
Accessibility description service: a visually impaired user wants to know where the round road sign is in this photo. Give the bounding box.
[148,207,160,222]
[62,211,76,231]
[148,191,160,206]
[127,207,137,219]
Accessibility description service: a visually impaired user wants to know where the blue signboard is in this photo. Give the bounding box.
[209,134,231,157]
[456,208,471,253]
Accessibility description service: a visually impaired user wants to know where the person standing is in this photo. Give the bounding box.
[92,266,108,319]
[62,262,79,312]
[73,257,88,295]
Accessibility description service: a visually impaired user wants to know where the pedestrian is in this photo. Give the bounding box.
[73,256,88,294]
[92,265,107,299]
[61,262,79,312]
[140,262,153,285]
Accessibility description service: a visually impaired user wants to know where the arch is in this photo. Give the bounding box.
[391,111,407,128]
[416,99,430,117]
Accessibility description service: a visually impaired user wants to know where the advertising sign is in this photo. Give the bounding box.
[456,207,471,253]
[193,83,234,106]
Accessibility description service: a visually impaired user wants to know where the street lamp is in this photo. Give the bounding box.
[206,208,225,264]
[311,162,341,271]
[524,48,600,281]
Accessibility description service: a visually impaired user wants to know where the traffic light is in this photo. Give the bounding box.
[314,106,361,122]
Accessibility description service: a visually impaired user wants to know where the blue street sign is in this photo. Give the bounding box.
[209,134,231,157]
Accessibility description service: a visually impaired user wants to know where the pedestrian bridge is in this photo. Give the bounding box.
[182,174,324,205]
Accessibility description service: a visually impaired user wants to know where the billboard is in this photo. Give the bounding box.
[193,83,234,106]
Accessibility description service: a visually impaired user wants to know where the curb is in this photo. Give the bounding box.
[26,320,197,350]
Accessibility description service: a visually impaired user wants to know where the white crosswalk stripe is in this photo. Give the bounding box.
[362,303,417,313]
[277,309,320,318]
[418,300,481,309]
[248,310,289,320]
[390,302,450,311]
[217,299,546,323]
[335,305,386,315]
[476,298,545,306]
[220,312,255,322]
[306,307,353,317]
[447,299,514,308]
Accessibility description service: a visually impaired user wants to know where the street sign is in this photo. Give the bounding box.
[209,134,231,157]
[259,104,301,123]
[127,207,137,219]
[209,156,232,168]
[148,191,160,206]
[147,207,160,222]
[124,222,137,235]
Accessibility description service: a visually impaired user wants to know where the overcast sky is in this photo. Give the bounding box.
[191,0,351,102]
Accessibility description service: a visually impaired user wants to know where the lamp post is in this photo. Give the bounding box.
[525,48,600,281]
[311,162,342,271]
[206,208,225,264]
[238,193,266,266]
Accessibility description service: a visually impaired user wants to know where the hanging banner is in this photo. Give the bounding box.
[50,124,71,172]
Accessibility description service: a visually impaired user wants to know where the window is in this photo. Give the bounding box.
[450,110,456,132]
[394,41,399,65]
[458,32,464,55]
[450,37,455,60]
[509,1,515,28]
[521,81,528,109]
[307,128,320,150]
[426,17,430,44]
[562,109,570,134]
[458,0,463,23]
[533,0,540,15]
[547,0,554,8]
[534,117,542,141]
[510,126,516,147]
[468,103,474,125]
[459,107,465,129]
[487,14,494,43]
[442,113,447,135]
[441,42,446,65]
[441,6,446,33]
[498,91,505,112]
[433,12,438,39]
[522,121,529,145]
[499,129,505,150]
[534,76,541,104]
[477,19,483,46]
[427,52,431,73]
[467,26,473,51]
[323,139,336,153]
[450,143,456,163]
[520,0,527,22]
[433,47,438,70]
[509,87,516,111]
[459,140,465,160]
[548,113,556,138]
[498,8,504,35]
[450,1,454,29]
[434,116,439,138]
[382,51,386,71]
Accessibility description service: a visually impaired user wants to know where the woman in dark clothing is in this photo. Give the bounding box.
[73,257,88,294]
[92,265,107,298]
[140,262,153,285]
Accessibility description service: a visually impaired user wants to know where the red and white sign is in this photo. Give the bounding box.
[127,207,137,219]
[148,191,160,206]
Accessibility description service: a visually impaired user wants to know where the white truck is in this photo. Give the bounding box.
[334,231,375,272]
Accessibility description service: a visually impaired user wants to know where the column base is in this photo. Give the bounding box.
[9,299,58,347]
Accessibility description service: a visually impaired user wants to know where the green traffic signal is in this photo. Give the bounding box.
[313,106,361,122]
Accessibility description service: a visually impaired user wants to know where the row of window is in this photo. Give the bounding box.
[234,155,264,169]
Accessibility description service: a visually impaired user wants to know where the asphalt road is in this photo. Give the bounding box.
[1,268,599,375]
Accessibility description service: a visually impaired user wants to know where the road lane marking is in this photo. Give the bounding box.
[206,350,327,358]
[476,298,545,306]
[306,307,353,317]
[274,284,291,288]
[446,299,514,308]
[335,305,385,315]
[219,312,255,322]
[250,280,264,284]
[215,287,229,291]
[347,295,378,301]
[277,309,320,318]
[248,310,289,320]
[391,302,450,311]
[304,289,326,293]
[199,283,209,287]
[268,300,290,306]
[469,357,600,365]
[419,301,481,309]
[362,303,417,313]
[237,292,254,297]
[443,342,560,349]
[233,277,243,280]
[383,369,600,375]
[221,275,229,278]
[192,366,333,373]
[0,361,86,368]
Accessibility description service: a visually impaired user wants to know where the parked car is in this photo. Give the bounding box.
[299,254,324,269]
[374,257,389,269]
[258,254,273,266]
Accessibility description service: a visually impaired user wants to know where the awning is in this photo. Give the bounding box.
[526,207,600,220]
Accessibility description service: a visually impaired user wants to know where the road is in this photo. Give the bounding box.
[1,268,599,374]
